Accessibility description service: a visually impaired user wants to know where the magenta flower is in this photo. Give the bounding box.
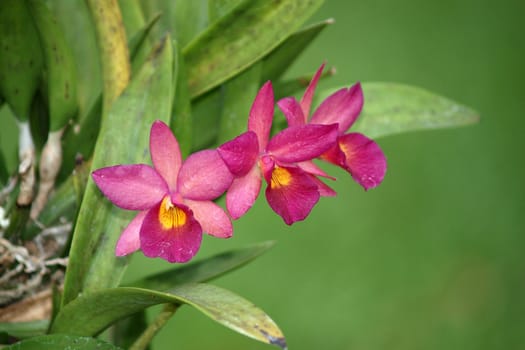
[92,120,233,263]
[218,82,338,225]
[278,64,387,190]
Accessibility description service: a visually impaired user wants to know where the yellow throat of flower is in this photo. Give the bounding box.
[158,196,187,229]
[270,166,292,189]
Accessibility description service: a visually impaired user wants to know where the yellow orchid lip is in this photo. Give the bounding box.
[270,166,292,189]
[158,196,187,230]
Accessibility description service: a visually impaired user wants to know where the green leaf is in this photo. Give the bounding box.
[124,241,275,290]
[140,0,208,48]
[0,321,48,340]
[208,0,243,20]
[344,82,479,138]
[61,37,173,306]
[129,13,162,75]
[118,0,146,40]
[170,40,193,157]
[217,62,262,144]
[47,0,101,117]
[261,19,333,82]
[51,284,286,348]
[3,334,122,350]
[190,88,223,150]
[184,0,324,98]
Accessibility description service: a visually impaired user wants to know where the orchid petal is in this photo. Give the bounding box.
[140,200,202,263]
[92,164,167,210]
[300,63,325,118]
[115,211,146,256]
[264,165,320,225]
[150,120,181,190]
[267,124,338,163]
[185,199,232,238]
[226,166,262,219]
[338,133,387,190]
[310,176,337,197]
[319,142,347,169]
[218,131,259,176]
[297,160,336,180]
[277,97,306,127]
[178,149,233,200]
[310,83,364,133]
[248,81,274,150]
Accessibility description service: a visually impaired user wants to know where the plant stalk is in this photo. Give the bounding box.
[129,303,179,350]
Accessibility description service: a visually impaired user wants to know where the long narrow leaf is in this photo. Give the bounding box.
[349,82,480,138]
[3,334,122,350]
[124,241,275,290]
[262,19,333,82]
[52,284,286,348]
[0,321,48,340]
[184,0,324,98]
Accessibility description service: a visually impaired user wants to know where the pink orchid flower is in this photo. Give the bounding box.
[218,81,339,225]
[277,64,387,190]
[92,120,233,263]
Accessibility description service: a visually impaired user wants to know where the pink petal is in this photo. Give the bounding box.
[92,164,167,210]
[115,211,146,256]
[267,124,338,163]
[264,165,320,225]
[297,160,336,180]
[338,133,387,190]
[310,83,364,133]
[140,200,202,263]
[310,176,337,197]
[248,81,274,150]
[277,97,306,127]
[319,143,347,169]
[185,199,232,238]
[226,166,262,219]
[178,149,233,200]
[300,63,325,118]
[217,131,259,176]
[150,120,181,190]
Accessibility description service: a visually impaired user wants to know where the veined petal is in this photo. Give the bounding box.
[92,164,167,210]
[267,124,338,163]
[264,165,320,225]
[150,120,181,190]
[248,81,274,150]
[115,211,146,256]
[338,133,387,190]
[300,63,325,118]
[185,199,232,238]
[310,83,363,133]
[178,149,233,200]
[277,97,306,127]
[140,198,202,263]
[226,166,262,219]
[218,131,259,176]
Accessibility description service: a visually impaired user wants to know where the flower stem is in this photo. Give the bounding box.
[129,303,179,350]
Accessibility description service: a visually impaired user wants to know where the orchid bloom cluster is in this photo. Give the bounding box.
[92,64,387,263]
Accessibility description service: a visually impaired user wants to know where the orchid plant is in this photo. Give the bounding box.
[0,1,478,349]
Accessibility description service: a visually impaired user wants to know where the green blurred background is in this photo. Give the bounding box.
[125,1,525,349]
